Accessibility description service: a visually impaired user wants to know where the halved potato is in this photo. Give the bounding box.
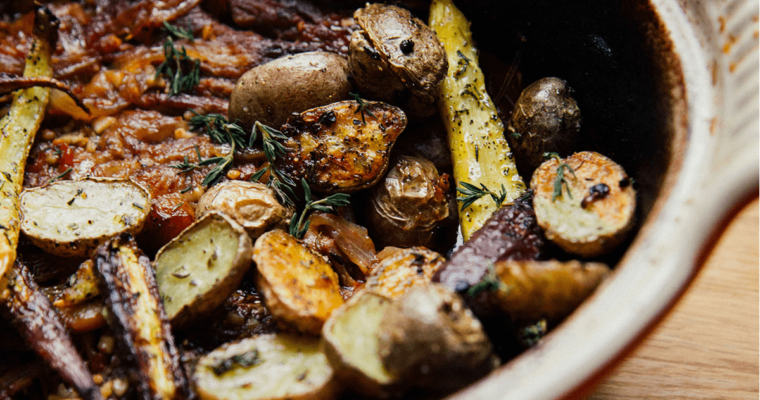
[366,247,445,299]
[253,230,343,334]
[531,151,636,257]
[321,291,399,397]
[155,212,253,328]
[19,178,151,257]
[194,333,339,400]
[276,100,407,194]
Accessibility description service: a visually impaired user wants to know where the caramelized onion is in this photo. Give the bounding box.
[308,213,377,275]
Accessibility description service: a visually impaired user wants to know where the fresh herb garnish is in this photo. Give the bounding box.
[155,36,200,96]
[510,131,522,139]
[289,178,350,239]
[467,263,503,297]
[47,167,72,185]
[350,92,376,125]
[251,121,289,162]
[543,152,577,202]
[456,181,508,211]
[249,165,268,183]
[162,21,194,42]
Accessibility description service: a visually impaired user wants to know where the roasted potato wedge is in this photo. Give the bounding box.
[277,100,407,194]
[429,0,526,240]
[95,235,190,400]
[196,181,293,239]
[20,178,151,257]
[155,212,253,328]
[531,151,636,257]
[507,77,582,176]
[321,291,399,397]
[487,259,610,322]
[253,230,343,334]
[366,247,444,299]
[229,52,352,131]
[194,333,339,400]
[378,284,495,392]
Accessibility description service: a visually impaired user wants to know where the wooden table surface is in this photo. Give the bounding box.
[588,197,759,399]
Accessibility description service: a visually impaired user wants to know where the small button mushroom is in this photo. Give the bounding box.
[507,77,582,177]
[196,181,292,239]
[365,156,452,249]
[348,4,448,117]
[229,52,353,131]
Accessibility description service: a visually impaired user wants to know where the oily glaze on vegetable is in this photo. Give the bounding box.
[366,246,444,299]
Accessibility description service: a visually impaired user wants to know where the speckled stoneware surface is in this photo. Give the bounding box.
[449,1,759,399]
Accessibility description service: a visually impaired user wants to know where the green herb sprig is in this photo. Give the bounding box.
[289,178,350,239]
[249,121,296,206]
[456,181,508,211]
[467,263,504,297]
[543,152,577,202]
[350,92,376,125]
[162,21,194,42]
[155,24,200,96]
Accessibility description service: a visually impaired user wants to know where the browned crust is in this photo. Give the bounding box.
[1,260,103,400]
[95,234,190,400]
[0,74,91,115]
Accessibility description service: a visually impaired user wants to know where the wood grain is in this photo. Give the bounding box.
[588,198,759,399]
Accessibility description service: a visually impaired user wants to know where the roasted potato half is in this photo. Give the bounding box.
[365,156,452,249]
[196,181,293,239]
[348,3,448,117]
[531,151,636,257]
[155,212,253,328]
[277,100,407,194]
[229,52,352,131]
[20,178,151,257]
[321,291,399,397]
[377,284,495,392]
[366,247,445,299]
[194,334,339,400]
[507,77,582,176]
[253,230,343,334]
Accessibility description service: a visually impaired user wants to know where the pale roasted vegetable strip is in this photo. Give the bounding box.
[95,235,190,400]
[0,6,57,299]
[429,0,526,241]
[1,260,103,400]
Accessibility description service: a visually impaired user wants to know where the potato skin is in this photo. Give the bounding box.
[366,247,444,299]
[531,151,636,257]
[377,284,495,392]
[253,230,343,334]
[365,156,452,248]
[196,181,292,239]
[229,52,352,131]
[277,100,407,194]
[349,4,448,117]
[507,77,582,176]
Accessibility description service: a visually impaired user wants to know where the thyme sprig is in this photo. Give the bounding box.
[543,152,577,202]
[456,181,508,211]
[350,92,376,125]
[46,167,72,185]
[467,263,504,297]
[162,21,194,42]
[289,178,350,239]
[155,35,200,96]
[176,114,248,187]
[251,121,289,162]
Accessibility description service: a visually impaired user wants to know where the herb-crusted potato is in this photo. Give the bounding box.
[194,334,339,400]
[377,284,495,392]
[155,212,253,328]
[531,151,636,257]
[321,292,399,397]
[276,100,407,194]
[366,247,444,299]
[196,181,292,239]
[20,178,151,257]
[253,230,343,334]
[229,52,352,131]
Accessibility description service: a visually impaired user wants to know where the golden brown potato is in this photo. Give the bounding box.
[276,100,407,194]
[252,230,343,334]
[486,259,610,322]
[365,156,452,249]
[531,151,636,257]
[377,284,495,392]
[507,77,582,176]
[229,52,352,131]
[155,212,253,328]
[196,181,292,239]
[348,4,448,117]
[321,291,400,397]
[366,247,444,299]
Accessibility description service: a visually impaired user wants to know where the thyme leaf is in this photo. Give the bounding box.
[350,92,376,125]
[467,263,503,297]
[251,121,289,162]
[456,181,507,211]
[155,36,200,96]
[543,152,577,202]
[289,178,350,239]
[162,21,194,42]
[46,167,72,185]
